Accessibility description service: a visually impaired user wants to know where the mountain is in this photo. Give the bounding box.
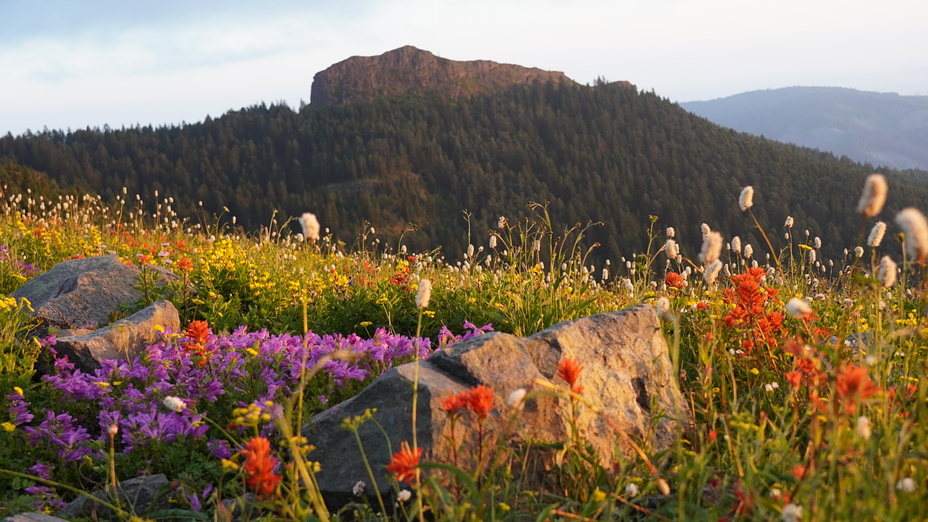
[311,46,573,107]
[2,50,928,264]
[681,87,928,171]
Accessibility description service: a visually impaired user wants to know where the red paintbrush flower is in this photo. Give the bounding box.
[241,437,282,498]
[441,392,469,417]
[665,272,685,290]
[181,320,211,365]
[386,440,422,485]
[836,364,881,414]
[556,357,585,394]
[466,385,495,421]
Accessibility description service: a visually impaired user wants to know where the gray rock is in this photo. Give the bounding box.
[13,255,177,329]
[59,473,177,519]
[2,513,70,522]
[50,300,179,373]
[304,305,692,508]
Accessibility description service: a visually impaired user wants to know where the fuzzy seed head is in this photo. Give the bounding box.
[738,186,754,211]
[895,208,928,264]
[857,174,888,218]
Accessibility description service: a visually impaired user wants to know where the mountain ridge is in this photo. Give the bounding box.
[310,45,579,107]
[681,87,928,170]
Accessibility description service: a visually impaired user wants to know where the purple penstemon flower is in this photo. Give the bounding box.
[6,389,34,426]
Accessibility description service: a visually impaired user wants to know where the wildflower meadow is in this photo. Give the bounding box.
[1,175,928,521]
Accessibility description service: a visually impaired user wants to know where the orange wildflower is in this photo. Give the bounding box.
[181,320,211,365]
[665,272,685,290]
[466,385,496,421]
[386,440,422,485]
[176,257,193,273]
[722,267,786,352]
[556,358,585,394]
[441,392,469,417]
[241,437,282,498]
[836,364,880,414]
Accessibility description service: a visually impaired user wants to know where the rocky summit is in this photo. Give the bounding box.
[310,45,573,107]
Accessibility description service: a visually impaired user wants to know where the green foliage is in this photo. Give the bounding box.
[3,82,927,266]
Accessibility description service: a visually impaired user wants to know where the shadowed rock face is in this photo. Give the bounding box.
[310,45,573,107]
[12,255,181,374]
[304,305,693,507]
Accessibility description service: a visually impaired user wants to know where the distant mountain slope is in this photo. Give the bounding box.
[3,51,928,264]
[311,45,573,107]
[681,87,928,171]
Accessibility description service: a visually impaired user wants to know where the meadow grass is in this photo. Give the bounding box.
[0,184,926,520]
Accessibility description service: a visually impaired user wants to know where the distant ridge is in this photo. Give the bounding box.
[310,45,575,106]
[681,87,928,171]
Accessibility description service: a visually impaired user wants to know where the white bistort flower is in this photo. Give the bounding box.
[704,259,723,285]
[738,186,754,211]
[896,208,928,264]
[700,231,723,265]
[857,173,887,218]
[786,298,812,319]
[896,477,916,493]
[878,256,897,288]
[856,416,872,440]
[416,279,431,309]
[624,483,639,497]
[781,503,803,522]
[299,213,321,242]
[163,396,186,412]
[868,221,886,248]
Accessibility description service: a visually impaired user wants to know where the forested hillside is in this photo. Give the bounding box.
[3,80,926,262]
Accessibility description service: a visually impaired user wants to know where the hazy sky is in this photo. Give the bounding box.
[2,0,926,136]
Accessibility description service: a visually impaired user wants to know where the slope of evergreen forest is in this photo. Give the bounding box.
[3,80,927,262]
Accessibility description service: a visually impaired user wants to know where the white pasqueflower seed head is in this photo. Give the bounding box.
[666,227,675,238]
[856,416,872,440]
[895,208,928,264]
[857,173,888,218]
[416,279,432,309]
[507,388,527,408]
[738,186,754,211]
[781,503,803,522]
[699,231,723,265]
[700,223,711,241]
[299,213,321,241]
[878,256,897,288]
[624,483,639,497]
[665,239,679,259]
[163,396,186,412]
[854,246,864,258]
[896,477,916,493]
[786,298,812,319]
[656,296,673,321]
[704,259,723,285]
[868,221,886,248]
